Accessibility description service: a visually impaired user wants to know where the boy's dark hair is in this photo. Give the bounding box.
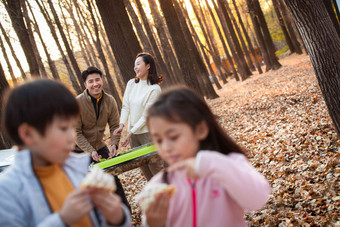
[2,79,80,146]
[147,86,245,156]
[81,67,102,82]
[135,53,163,85]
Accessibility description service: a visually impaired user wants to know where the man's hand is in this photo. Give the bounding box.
[113,124,124,136]
[145,192,170,227]
[91,151,101,162]
[90,189,125,225]
[168,158,199,179]
[121,132,132,147]
[59,188,93,226]
[108,145,117,159]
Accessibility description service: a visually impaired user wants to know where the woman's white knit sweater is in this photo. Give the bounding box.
[120,79,161,134]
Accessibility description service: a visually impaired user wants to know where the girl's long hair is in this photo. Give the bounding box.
[147,86,245,156]
[134,53,163,85]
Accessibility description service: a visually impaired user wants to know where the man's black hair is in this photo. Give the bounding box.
[2,79,80,146]
[81,67,102,82]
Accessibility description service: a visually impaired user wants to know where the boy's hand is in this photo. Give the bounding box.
[145,192,170,227]
[91,151,101,162]
[59,188,93,226]
[90,189,125,225]
[168,158,198,179]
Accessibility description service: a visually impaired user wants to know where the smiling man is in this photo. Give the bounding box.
[74,66,130,211]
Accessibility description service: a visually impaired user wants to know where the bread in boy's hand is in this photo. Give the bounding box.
[135,183,176,211]
[80,166,116,192]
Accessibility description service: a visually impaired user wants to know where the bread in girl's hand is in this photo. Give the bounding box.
[135,183,176,211]
[80,166,116,192]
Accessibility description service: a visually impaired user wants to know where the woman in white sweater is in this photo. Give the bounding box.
[113,53,165,180]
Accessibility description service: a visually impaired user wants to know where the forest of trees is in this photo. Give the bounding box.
[0,0,339,148]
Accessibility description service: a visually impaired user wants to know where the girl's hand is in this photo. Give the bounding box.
[90,189,125,225]
[168,158,199,179]
[91,151,102,162]
[113,124,124,136]
[121,132,132,147]
[145,192,170,227]
[59,188,93,225]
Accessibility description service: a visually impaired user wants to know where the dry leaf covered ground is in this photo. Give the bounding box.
[117,53,339,226]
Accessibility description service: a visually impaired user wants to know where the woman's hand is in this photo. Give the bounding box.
[108,145,117,159]
[90,189,125,225]
[113,124,124,136]
[145,192,170,227]
[91,151,101,162]
[168,158,199,179]
[121,132,132,147]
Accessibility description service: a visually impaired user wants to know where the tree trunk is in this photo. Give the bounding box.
[0,62,11,149]
[252,0,282,70]
[35,0,82,94]
[87,0,122,110]
[174,0,218,98]
[232,0,263,74]
[96,0,142,84]
[284,0,340,136]
[218,0,252,80]
[209,0,240,80]
[123,0,152,53]
[0,35,17,84]
[246,0,274,72]
[188,0,227,84]
[277,0,302,54]
[323,0,340,38]
[46,0,85,89]
[272,0,295,53]
[27,1,59,80]
[0,22,27,80]
[148,0,182,84]
[3,0,40,77]
[135,0,176,85]
[224,1,256,72]
[72,0,101,68]
[20,0,48,78]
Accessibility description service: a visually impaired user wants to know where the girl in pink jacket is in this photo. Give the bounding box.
[142,87,271,227]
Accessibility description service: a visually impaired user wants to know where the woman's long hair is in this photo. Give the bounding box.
[134,53,163,85]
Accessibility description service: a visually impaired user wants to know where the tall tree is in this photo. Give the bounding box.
[135,0,176,85]
[223,0,255,71]
[218,0,252,80]
[3,0,40,77]
[0,62,11,149]
[46,0,85,89]
[284,0,340,136]
[277,0,302,54]
[35,0,81,94]
[20,0,48,78]
[87,0,122,110]
[0,22,27,80]
[189,0,228,84]
[148,0,182,83]
[272,0,295,53]
[172,0,219,98]
[0,35,17,83]
[96,0,142,84]
[124,0,153,53]
[323,0,340,38]
[27,1,60,79]
[252,0,282,69]
[231,0,263,74]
